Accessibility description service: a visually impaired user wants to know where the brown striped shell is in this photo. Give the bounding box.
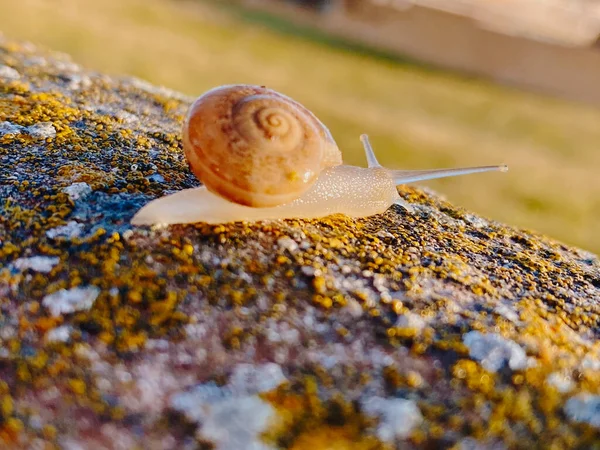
[182,84,342,208]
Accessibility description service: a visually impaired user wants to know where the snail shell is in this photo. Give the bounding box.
[182,84,342,207]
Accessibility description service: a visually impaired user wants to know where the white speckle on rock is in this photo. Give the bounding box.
[122,230,134,241]
[229,363,287,396]
[53,59,81,73]
[99,424,137,450]
[373,274,388,292]
[493,304,522,324]
[184,323,208,340]
[129,77,193,102]
[299,240,311,250]
[546,372,574,393]
[24,56,48,67]
[369,348,396,368]
[45,325,73,343]
[27,122,56,139]
[147,173,165,183]
[62,73,92,90]
[564,393,600,428]
[200,396,275,450]
[46,221,84,239]
[169,363,285,449]
[59,439,87,450]
[463,214,489,229]
[12,256,59,273]
[62,182,92,201]
[456,437,507,450]
[463,331,527,372]
[171,384,276,450]
[376,230,394,240]
[395,312,426,331]
[42,286,100,317]
[319,354,340,370]
[29,416,43,431]
[361,396,422,442]
[115,110,139,124]
[0,121,25,137]
[581,354,600,371]
[277,237,298,254]
[343,298,364,318]
[0,65,20,80]
[171,383,227,418]
[456,437,481,450]
[301,266,317,277]
[0,326,16,340]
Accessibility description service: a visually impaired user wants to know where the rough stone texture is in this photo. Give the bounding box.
[1,35,600,450]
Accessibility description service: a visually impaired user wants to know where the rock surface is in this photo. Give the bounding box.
[1,36,600,449]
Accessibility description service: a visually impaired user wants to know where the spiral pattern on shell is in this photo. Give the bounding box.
[232,95,304,156]
[182,84,342,208]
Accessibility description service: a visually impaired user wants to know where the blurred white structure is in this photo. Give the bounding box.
[241,0,600,106]
[367,0,600,45]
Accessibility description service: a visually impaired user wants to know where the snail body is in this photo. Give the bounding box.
[131,85,507,226]
[182,84,340,208]
[132,164,399,225]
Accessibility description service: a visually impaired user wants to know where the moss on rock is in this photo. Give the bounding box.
[1,36,600,449]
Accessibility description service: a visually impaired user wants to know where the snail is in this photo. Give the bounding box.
[131,84,507,226]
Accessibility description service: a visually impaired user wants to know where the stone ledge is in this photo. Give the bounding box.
[1,37,600,449]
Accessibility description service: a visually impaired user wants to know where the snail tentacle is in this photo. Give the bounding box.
[389,165,508,185]
[360,133,507,185]
[360,134,382,169]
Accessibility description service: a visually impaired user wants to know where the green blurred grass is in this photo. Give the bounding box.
[1,0,599,253]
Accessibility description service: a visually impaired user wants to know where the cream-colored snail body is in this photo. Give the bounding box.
[131,85,507,226]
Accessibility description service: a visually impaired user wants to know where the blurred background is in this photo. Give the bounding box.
[1,0,600,253]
